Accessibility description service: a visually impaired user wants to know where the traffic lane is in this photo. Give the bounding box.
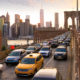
[1,49,55,80]
[44,46,71,80]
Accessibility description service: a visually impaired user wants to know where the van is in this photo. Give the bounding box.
[33,68,62,80]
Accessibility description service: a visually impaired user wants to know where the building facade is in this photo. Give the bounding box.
[46,21,52,27]
[55,13,59,30]
[40,9,44,27]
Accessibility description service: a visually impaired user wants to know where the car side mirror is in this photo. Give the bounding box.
[19,60,21,63]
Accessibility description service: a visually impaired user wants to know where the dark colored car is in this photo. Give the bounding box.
[51,41,59,48]
[26,46,38,54]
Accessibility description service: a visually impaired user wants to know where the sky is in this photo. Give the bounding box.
[0,0,79,27]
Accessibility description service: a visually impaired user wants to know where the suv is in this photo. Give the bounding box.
[15,53,44,77]
[5,49,26,64]
[33,68,62,80]
[54,46,67,60]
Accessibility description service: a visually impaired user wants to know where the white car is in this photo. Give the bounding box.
[42,41,48,46]
[0,64,4,71]
[54,46,67,60]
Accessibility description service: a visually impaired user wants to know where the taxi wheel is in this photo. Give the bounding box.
[34,69,37,74]
[41,62,44,67]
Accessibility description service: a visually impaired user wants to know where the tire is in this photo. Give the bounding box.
[34,69,37,74]
[64,56,67,60]
[54,56,56,60]
[41,62,44,68]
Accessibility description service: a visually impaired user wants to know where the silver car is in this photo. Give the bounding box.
[26,46,38,54]
[54,46,67,60]
[39,46,52,57]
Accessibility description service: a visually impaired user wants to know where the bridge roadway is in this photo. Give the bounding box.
[0,46,72,80]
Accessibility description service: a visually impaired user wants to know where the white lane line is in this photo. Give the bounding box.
[44,49,55,67]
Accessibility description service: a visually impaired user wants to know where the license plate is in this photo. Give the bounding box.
[58,56,62,59]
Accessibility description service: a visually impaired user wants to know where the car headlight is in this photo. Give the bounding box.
[15,67,18,69]
[63,53,66,55]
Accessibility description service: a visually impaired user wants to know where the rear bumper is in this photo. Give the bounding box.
[54,55,67,60]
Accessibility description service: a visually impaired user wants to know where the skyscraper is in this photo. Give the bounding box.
[40,9,44,27]
[15,14,20,24]
[5,12,10,38]
[15,14,20,37]
[6,12,10,23]
[55,13,59,30]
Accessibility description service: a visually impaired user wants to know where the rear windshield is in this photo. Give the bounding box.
[41,48,49,51]
[21,58,35,64]
[56,48,66,52]
[27,47,35,50]
[33,78,56,80]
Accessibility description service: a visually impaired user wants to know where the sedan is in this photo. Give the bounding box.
[5,49,26,64]
[39,46,52,57]
[26,46,38,54]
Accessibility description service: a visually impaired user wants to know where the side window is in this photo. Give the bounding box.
[20,52,22,56]
[36,55,42,61]
[36,57,39,61]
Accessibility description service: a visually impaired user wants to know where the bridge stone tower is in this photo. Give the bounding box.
[64,11,80,30]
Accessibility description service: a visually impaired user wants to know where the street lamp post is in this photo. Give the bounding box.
[77,0,79,31]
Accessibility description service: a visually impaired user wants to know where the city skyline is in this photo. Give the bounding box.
[0,0,79,26]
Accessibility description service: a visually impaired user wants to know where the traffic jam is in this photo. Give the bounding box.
[0,32,71,80]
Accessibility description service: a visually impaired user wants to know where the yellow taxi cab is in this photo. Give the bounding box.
[15,53,44,77]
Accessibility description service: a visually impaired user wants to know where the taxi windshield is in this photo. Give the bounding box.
[21,58,35,64]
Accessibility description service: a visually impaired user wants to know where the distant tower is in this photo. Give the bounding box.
[6,12,10,23]
[15,14,20,24]
[55,13,59,30]
[40,9,44,27]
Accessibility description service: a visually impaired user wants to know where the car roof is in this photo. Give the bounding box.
[57,45,66,48]
[24,53,41,58]
[28,46,35,48]
[34,68,57,79]
[42,46,50,48]
[12,49,25,52]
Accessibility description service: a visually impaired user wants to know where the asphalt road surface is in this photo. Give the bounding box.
[0,46,72,80]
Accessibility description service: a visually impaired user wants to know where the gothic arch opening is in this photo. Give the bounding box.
[68,17,72,29]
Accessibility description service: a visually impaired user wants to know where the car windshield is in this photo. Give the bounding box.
[33,78,56,80]
[56,48,66,52]
[35,44,40,46]
[27,47,35,50]
[9,51,20,56]
[41,48,49,51]
[21,58,35,64]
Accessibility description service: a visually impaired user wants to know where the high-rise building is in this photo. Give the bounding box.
[40,9,44,27]
[15,14,20,24]
[5,12,10,38]
[46,21,52,27]
[55,13,59,30]
[15,14,21,37]
[19,16,34,38]
[6,12,10,23]
[0,17,4,32]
